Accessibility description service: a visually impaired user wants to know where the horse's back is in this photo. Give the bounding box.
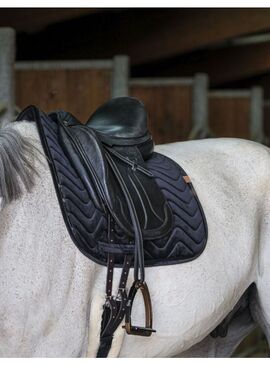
[156,137,270,197]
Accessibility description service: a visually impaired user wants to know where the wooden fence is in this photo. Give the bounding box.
[15,56,129,122]
[0,27,266,145]
[130,75,208,144]
[209,88,265,143]
[0,28,129,122]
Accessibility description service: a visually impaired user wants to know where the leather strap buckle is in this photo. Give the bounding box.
[122,280,156,337]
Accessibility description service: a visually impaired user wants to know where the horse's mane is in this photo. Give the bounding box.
[0,120,39,208]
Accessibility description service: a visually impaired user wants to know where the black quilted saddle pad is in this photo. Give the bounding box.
[18,107,208,267]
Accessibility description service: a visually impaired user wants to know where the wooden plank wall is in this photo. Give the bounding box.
[130,81,193,144]
[209,92,251,139]
[15,66,112,122]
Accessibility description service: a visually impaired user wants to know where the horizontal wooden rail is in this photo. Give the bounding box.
[130,78,194,87]
[209,90,251,98]
[15,60,113,70]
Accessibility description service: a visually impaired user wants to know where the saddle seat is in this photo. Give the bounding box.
[86,97,153,148]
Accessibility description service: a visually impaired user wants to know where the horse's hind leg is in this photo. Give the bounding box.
[249,284,270,352]
[178,303,255,357]
[252,205,270,351]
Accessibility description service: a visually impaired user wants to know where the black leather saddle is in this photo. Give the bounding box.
[56,98,173,242]
[16,97,208,357]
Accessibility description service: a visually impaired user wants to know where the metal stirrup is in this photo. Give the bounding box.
[123,280,156,336]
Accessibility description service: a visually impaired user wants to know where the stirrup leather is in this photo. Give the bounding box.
[123,280,156,337]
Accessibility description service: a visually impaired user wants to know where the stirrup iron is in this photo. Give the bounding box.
[123,280,156,337]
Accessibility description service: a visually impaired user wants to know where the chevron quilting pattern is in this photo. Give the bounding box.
[38,115,207,267]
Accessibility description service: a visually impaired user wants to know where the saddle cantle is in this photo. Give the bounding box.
[16,97,208,357]
[86,96,152,151]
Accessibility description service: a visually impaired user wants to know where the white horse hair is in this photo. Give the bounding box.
[0,121,38,206]
[0,120,270,357]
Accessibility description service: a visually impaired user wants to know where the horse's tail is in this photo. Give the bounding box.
[0,120,39,207]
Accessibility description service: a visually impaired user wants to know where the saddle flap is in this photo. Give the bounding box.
[59,124,109,211]
[59,123,173,239]
[58,123,136,236]
[106,146,174,239]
